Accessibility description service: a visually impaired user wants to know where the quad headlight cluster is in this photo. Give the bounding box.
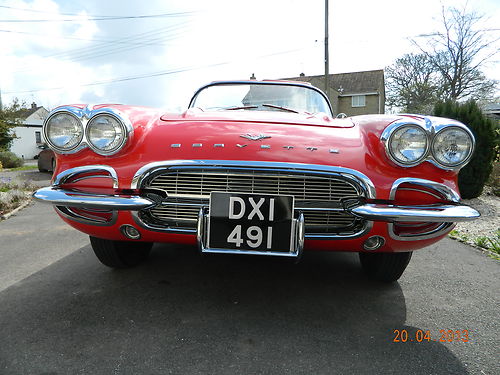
[43,107,132,155]
[382,120,474,169]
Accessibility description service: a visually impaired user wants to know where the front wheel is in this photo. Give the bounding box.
[89,236,153,269]
[359,251,413,282]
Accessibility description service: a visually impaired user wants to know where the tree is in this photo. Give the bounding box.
[386,5,498,113]
[385,53,443,114]
[411,6,498,101]
[0,99,24,151]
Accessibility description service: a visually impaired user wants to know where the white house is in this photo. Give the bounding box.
[10,103,49,159]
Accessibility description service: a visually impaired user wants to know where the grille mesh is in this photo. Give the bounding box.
[147,170,359,201]
[142,169,364,233]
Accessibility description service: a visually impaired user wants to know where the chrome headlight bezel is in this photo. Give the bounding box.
[431,126,474,168]
[42,106,133,156]
[86,113,129,156]
[43,111,85,153]
[381,117,475,170]
[385,124,430,167]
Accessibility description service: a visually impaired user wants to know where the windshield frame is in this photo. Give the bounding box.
[188,80,333,117]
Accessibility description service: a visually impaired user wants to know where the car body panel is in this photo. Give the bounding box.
[35,81,479,257]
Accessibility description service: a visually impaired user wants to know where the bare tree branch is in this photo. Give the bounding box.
[410,5,498,101]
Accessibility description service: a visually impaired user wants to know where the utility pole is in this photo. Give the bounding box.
[324,0,329,100]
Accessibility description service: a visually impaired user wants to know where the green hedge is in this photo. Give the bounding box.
[433,100,497,199]
[0,151,24,169]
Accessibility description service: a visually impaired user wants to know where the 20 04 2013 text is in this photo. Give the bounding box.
[393,329,469,343]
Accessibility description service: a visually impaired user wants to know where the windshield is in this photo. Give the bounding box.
[189,82,332,116]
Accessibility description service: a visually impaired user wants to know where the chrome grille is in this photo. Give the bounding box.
[141,168,365,234]
[147,170,360,201]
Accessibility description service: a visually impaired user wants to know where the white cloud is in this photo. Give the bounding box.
[0,0,498,111]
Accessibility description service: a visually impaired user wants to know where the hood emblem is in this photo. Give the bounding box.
[240,133,271,141]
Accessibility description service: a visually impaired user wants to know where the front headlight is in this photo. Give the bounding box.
[86,114,127,155]
[45,113,84,152]
[388,125,428,166]
[432,127,473,167]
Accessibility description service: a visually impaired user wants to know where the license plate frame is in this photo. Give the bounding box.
[197,192,304,258]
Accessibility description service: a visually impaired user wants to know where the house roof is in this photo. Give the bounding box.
[15,106,42,120]
[284,69,385,96]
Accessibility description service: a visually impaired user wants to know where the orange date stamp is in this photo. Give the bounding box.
[393,329,470,343]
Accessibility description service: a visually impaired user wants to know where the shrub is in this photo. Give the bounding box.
[433,100,497,199]
[0,151,24,169]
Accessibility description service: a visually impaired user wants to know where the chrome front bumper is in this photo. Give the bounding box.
[33,187,154,210]
[33,186,480,222]
[350,203,479,222]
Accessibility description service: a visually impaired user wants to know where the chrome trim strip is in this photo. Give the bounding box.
[130,160,376,199]
[43,105,133,156]
[388,222,456,241]
[349,203,480,223]
[33,187,154,210]
[134,207,372,240]
[53,165,119,189]
[304,220,372,240]
[55,206,117,226]
[389,178,461,202]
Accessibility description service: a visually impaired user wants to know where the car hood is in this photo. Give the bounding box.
[160,109,354,128]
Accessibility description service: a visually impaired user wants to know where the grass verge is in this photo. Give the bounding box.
[449,229,500,261]
[3,165,38,172]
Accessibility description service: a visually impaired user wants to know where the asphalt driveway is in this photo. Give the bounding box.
[0,200,498,375]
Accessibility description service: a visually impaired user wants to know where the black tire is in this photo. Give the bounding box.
[359,251,413,282]
[89,236,153,269]
[37,161,47,172]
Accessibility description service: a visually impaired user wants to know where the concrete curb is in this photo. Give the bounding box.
[0,199,32,221]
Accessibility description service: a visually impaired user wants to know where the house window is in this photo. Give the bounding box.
[35,131,42,143]
[352,95,366,107]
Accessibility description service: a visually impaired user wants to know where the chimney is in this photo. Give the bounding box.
[31,102,37,109]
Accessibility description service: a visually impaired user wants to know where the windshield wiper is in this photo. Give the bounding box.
[225,105,258,110]
[261,104,299,113]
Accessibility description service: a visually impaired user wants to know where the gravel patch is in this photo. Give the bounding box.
[452,187,499,254]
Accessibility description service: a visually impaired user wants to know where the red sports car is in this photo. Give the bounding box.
[34,81,479,281]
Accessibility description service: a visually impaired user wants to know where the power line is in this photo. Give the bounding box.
[3,46,316,94]
[8,22,191,74]
[0,5,118,18]
[0,28,184,45]
[0,11,195,23]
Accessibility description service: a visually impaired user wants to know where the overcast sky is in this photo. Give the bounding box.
[1,0,499,112]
